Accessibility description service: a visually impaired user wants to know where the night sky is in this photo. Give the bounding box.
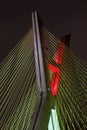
[0,0,87,63]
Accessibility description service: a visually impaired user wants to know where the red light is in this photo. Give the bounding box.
[51,74,60,96]
[48,38,65,96]
[55,43,64,64]
[48,64,60,96]
[48,64,60,73]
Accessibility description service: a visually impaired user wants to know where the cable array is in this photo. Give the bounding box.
[0,29,40,130]
[39,26,87,130]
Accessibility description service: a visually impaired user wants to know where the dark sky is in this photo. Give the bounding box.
[0,0,87,63]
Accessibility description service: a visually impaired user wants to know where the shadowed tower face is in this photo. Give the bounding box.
[1,12,87,130]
